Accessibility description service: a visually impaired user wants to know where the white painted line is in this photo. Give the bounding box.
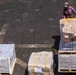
[0,23,9,43]
[15,44,53,48]
[16,57,27,69]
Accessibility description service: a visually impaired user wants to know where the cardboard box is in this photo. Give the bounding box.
[61,33,72,42]
[28,51,54,75]
[60,18,76,42]
[0,44,16,74]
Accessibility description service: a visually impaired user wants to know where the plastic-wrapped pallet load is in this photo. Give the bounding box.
[58,54,76,71]
[59,39,76,51]
[0,44,16,74]
[60,18,76,42]
[28,51,54,75]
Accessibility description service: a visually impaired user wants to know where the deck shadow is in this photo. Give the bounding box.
[52,35,60,50]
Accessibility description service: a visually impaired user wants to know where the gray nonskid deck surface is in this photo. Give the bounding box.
[0,0,76,75]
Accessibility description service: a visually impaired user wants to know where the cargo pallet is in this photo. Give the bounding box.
[58,51,76,73]
[0,59,16,75]
[58,69,76,73]
[10,58,16,74]
[59,18,76,73]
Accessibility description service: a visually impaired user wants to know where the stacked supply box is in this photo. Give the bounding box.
[60,18,76,42]
[58,54,76,72]
[58,18,76,73]
[0,44,16,74]
[28,51,54,75]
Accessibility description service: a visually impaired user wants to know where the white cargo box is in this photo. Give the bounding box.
[58,54,76,72]
[0,44,16,74]
[28,51,54,75]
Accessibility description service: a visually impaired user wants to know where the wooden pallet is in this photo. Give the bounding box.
[58,50,76,54]
[58,69,76,73]
[10,58,16,74]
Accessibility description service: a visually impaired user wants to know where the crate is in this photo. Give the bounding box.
[58,54,76,73]
[28,51,54,75]
[0,44,16,74]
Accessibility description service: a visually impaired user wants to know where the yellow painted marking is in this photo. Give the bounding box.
[16,57,27,69]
